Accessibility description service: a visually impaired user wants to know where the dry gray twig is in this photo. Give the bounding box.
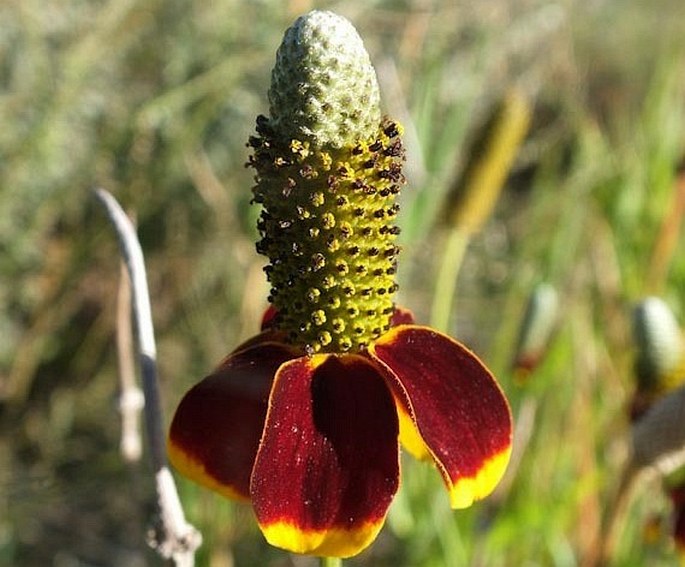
[94,187,201,566]
[116,259,145,463]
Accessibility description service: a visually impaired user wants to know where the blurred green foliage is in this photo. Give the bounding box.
[2,0,685,565]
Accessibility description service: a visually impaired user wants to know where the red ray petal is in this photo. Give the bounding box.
[250,354,400,557]
[261,305,278,331]
[390,305,415,327]
[369,325,512,509]
[168,339,297,500]
[232,328,289,354]
[671,486,685,555]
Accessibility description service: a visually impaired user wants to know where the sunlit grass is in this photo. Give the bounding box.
[2,0,685,565]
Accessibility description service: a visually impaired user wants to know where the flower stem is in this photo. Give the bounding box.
[430,227,470,332]
[320,557,343,567]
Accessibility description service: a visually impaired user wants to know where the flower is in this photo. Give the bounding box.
[168,10,512,558]
[630,297,685,558]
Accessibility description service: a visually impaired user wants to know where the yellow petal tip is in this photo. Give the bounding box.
[167,438,249,502]
[448,446,512,509]
[260,519,384,558]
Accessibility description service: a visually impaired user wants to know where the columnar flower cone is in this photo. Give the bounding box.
[168,10,512,558]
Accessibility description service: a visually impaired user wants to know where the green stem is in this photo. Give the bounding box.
[320,557,343,567]
[430,227,470,332]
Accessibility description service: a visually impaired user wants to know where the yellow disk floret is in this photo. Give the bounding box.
[249,119,405,354]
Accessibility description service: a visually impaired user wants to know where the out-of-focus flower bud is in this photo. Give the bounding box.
[631,297,685,419]
[512,282,558,384]
[443,88,531,234]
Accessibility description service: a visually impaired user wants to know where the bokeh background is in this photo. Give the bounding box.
[2,0,685,565]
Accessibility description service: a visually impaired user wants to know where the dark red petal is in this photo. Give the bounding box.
[261,305,278,331]
[232,328,290,354]
[671,486,685,554]
[369,325,512,509]
[168,340,297,500]
[390,305,415,327]
[250,354,399,557]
